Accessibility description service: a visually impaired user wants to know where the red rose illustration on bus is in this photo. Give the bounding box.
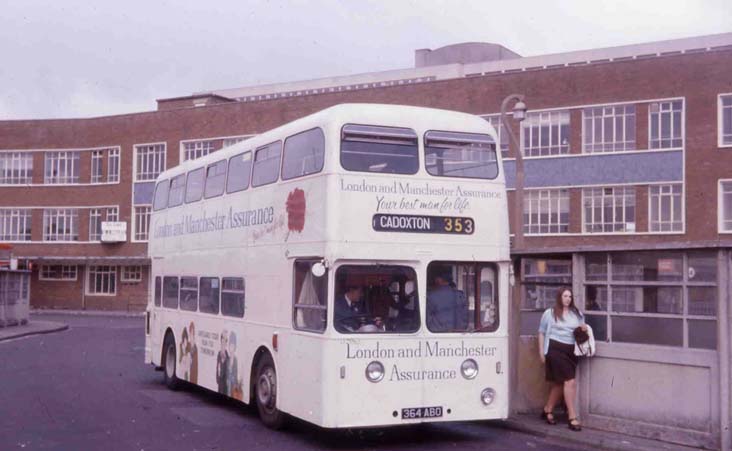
[286,188,306,233]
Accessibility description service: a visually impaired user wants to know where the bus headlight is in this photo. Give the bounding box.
[365,361,385,383]
[481,387,496,405]
[460,359,479,379]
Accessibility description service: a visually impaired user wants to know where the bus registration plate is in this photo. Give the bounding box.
[401,406,443,419]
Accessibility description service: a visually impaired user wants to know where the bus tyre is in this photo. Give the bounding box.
[163,335,180,391]
[255,353,286,429]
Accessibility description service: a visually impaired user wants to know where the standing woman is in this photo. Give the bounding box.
[537,287,587,431]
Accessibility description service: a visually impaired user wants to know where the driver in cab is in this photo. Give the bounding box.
[334,284,382,332]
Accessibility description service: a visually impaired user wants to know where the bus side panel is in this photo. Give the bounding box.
[277,331,327,425]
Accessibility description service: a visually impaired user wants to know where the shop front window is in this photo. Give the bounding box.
[584,251,717,349]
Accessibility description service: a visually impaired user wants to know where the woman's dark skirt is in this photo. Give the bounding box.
[545,339,578,383]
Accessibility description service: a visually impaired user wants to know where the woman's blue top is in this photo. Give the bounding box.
[538,308,584,355]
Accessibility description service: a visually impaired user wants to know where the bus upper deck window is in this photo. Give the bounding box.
[424,131,498,179]
[341,124,418,174]
[153,180,169,211]
[167,174,186,207]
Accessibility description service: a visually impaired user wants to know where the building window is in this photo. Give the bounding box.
[519,258,572,335]
[583,105,636,153]
[44,151,80,184]
[121,266,142,282]
[484,116,510,157]
[649,100,683,149]
[40,265,78,281]
[183,140,214,161]
[134,144,166,181]
[106,207,119,222]
[223,136,248,147]
[134,206,151,241]
[43,208,79,241]
[87,266,117,295]
[91,150,103,183]
[0,209,31,241]
[221,277,245,318]
[649,184,683,232]
[721,94,732,146]
[522,110,570,157]
[721,181,732,232]
[89,208,103,241]
[0,152,33,184]
[585,251,717,349]
[524,189,569,234]
[583,187,636,233]
[108,148,120,183]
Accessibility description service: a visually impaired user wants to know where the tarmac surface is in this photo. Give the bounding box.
[0,310,701,451]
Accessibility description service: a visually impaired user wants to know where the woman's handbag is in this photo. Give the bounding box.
[574,324,596,357]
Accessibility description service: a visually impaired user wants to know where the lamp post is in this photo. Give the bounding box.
[500,94,527,250]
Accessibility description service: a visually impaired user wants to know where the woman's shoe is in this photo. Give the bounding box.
[540,409,557,425]
[568,418,582,431]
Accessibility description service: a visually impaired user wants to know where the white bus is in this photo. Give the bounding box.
[144,103,510,429]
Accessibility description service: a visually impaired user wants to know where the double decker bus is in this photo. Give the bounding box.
[144,103,510,429]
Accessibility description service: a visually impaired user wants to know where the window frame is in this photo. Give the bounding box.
[107,148,120,183]
[521,110,571,157]
[523,189,569,235]
[39,265,78,281]
[582,104,636,153]
[251,141,282,188]
[86,265,117,296]
[133,205,152,242]
[292,258,328,334]
[134,143,167,182]
[0,208,32,241]
[423,130,499,180]
[91,150,104,183]
[281,127,326,181]
[648,99,684,150]
[221,277,245,318]
[582,186,636,234]
[648,184,684,233]
[204,159,227,199]
[121,266,143,283]
[719,179,732,233]
[340,123,419,175]
[0,152,33,185]
[42,208,79,241]
[226,151,252,194]
[584,251,717,350]
[44,151,80,184]
[719,93,732,148]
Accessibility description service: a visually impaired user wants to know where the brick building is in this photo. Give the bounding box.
[1,33,731,448]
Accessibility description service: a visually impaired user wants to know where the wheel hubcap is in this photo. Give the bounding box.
[257,367,277,412]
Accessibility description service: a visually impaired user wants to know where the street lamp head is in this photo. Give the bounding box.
[513,100,527,121]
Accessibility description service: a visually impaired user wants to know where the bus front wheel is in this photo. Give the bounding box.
[255,353,286,429]
[163,335,180,390]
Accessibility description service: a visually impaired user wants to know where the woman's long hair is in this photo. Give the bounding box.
[553,287,582,321]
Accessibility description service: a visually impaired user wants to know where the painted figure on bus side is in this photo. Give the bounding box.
[426,270,468,332]
[188,322,198,384]
[226,331,242,399]
[179,328,191,381]
[216,329,228,394]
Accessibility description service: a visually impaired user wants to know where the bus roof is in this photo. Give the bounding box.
[156,103,495,182]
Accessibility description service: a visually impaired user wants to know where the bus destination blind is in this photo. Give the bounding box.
[373,214,474,235]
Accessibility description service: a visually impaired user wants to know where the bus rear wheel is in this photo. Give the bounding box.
[163,335,180,390]
[255,353,286,429]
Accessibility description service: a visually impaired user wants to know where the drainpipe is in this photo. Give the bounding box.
[719,250,730,451]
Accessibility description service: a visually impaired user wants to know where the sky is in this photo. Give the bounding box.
[1,0,731,120]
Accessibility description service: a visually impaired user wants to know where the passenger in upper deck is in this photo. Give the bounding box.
[426,269,468,332]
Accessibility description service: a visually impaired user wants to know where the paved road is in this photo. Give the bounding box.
[0,314,584,451]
